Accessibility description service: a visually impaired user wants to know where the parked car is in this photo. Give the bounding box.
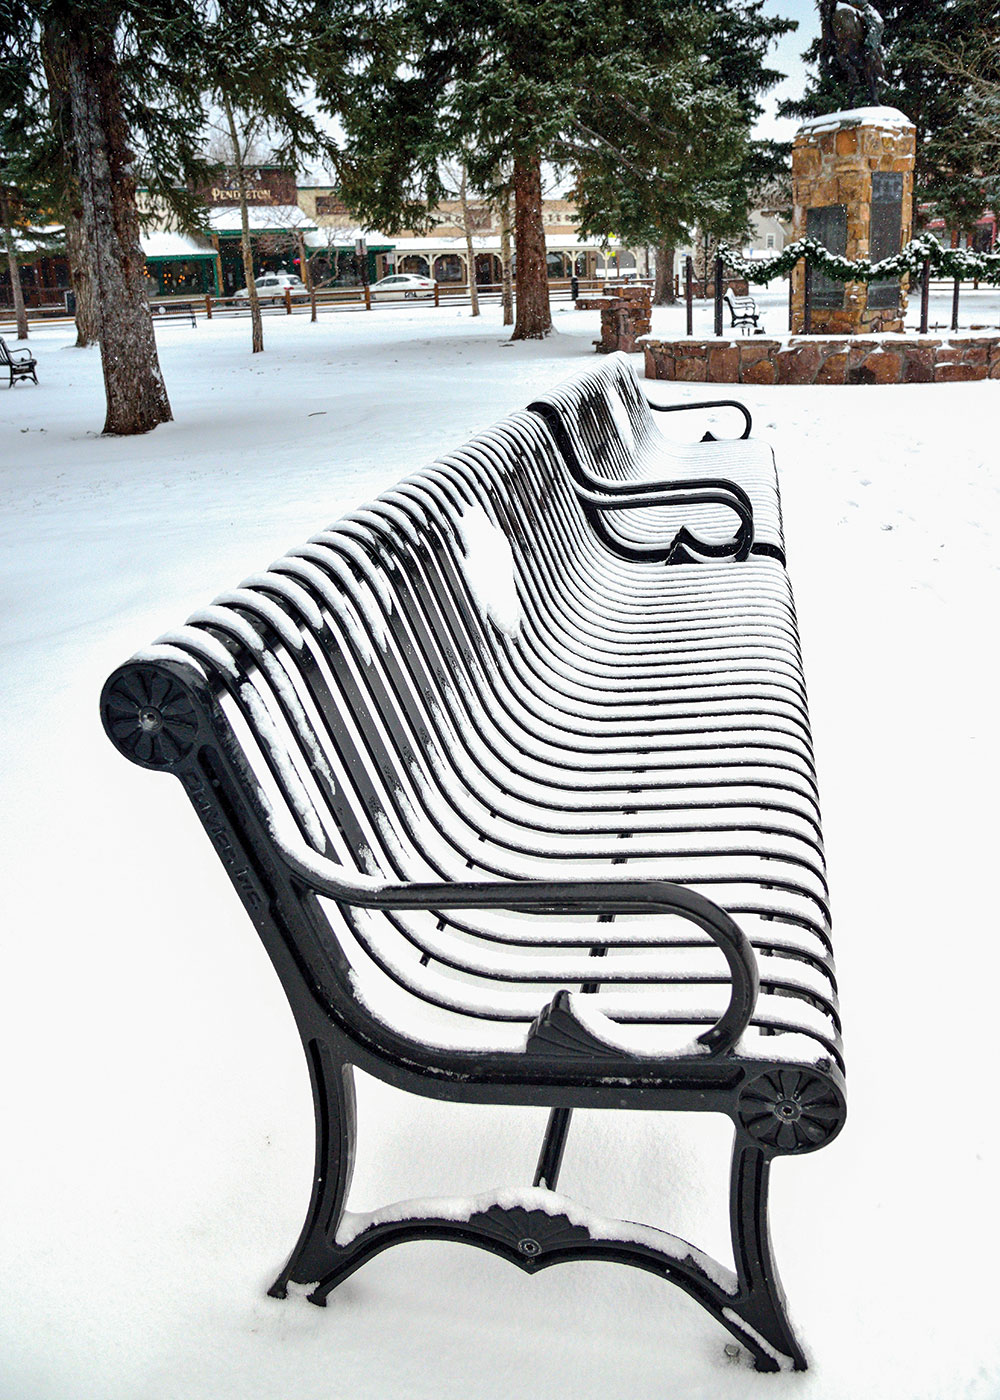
[370,273,436,300]
[233,272,308,305]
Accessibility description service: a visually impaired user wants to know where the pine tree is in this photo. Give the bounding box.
[0,4,53,340]
[3,0,336,428]
[920,0,1000,230]
[43,2,174,434]
[570,0,793,305]
[314,0,788,339]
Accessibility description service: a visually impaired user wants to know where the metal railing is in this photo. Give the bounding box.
[688,250,1000,338]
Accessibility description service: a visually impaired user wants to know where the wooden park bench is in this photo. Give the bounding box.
[101,382,843,1372]
[0,335,38,386]
[150,300,197,328]
[531,351,784,563]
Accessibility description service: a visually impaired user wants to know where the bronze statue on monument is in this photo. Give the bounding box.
[818,0,886,106]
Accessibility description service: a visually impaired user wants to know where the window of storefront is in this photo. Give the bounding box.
[396,255,429,278]
[145,258,218,297]
[433,253,464,282]
[475,253,501,285]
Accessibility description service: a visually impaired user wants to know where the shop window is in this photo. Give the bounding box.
[433,253,464,282]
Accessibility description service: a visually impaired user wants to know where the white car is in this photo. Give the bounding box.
[233,272,308,305]
[370,273,436,300]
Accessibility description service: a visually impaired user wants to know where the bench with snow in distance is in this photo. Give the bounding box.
[0,335,39,386]
[100,378,843,1373]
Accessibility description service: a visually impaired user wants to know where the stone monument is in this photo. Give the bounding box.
[790,106,916,334]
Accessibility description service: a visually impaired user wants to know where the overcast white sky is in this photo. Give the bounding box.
[754,0,820,140]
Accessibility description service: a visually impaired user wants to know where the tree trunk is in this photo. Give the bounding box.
[459,167,480,317]
[224,96,263,353]
[500,192,513,327]
[58,6,171,435]
[511,152,551,340]
[39,19,97,345]
[0,185,29,341]
[654,240,676,305]
[298,231,317,323]
[65,212,98,345]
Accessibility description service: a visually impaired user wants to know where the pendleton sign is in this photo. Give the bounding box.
[199,166,298,207]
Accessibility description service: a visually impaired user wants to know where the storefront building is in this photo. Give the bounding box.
[1,227,70,310]
[297,187,642,284]
[295,190,393,284]
[924,210,996,252]
[142,231,220,297]
[139,168,318,297]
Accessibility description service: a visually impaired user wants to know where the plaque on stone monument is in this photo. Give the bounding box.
[806,204,847,309]
[868,172,903,310]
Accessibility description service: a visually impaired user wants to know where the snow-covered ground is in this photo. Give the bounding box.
[2,303,998,1400]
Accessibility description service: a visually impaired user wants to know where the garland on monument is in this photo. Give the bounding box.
[719,234,1000,286]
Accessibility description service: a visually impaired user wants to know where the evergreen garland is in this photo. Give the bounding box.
[721,234,1000,285]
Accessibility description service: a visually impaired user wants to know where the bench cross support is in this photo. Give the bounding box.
[269,1034,807,1373]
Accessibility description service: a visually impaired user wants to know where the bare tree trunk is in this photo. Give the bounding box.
[500,191,513,327]
[39,20,97,345]
[56,7,171,434]
[223,95,263,353]
[298,231,317,322]
[459,167,480,317]
[65,212,98,345]
[511,151,551,341]
[0,185,29,340]
[654,240,676,305]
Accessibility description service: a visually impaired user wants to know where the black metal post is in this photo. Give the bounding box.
[788,271,793,332]
[685,255,693,336]
[714,253,724,336]
[951,276,960,332]
[920,258,930,334]
[533,1107,573,1190]
[803,258,812,335]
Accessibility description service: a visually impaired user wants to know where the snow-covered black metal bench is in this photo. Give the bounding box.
[725,289,764,336]
[530,352,784,563]
[100,398,843,1373]
[0,335,38,386]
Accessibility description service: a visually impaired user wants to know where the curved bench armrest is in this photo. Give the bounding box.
[279,844,759,1058]
[574,477,754,562]
[645,397,752,440]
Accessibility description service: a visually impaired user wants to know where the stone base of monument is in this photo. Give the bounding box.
[791,106,916,336]
[640,335,1000,385]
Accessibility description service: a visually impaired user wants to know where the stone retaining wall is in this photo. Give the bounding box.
[641,335,1000,385]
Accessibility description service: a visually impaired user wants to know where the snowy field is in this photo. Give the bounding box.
[2,301,999,1400]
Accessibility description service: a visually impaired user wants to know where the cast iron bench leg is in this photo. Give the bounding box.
[730,1139,807,1371]
[268,1037,357,1299]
